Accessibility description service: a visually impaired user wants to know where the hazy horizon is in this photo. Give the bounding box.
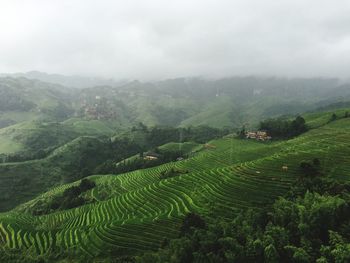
[1,70,347,83]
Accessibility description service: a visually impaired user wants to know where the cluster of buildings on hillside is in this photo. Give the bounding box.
[80,96,117,120]
[84,106,117,120]
[245,131,272,141]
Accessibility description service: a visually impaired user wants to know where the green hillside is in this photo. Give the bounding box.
[0,122,75,155]
[0,119,121,161]
[114,141,203,168]
[1,111,349,261]
[2,76,350,131]
[1,75,350,261]
[158,141,202,154]
[0,77,74,126]
[0,137,23,154]
[74,77,350,129]
[303,107,350,129]
[62,118,122,135]
[0,124,225,212]
[0,136,112,212]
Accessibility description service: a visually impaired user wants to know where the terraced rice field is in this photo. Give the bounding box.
[1,118,350,260]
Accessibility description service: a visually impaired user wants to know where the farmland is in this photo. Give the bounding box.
[1,112,350,261]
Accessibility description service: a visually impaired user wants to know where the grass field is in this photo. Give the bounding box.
[0,137,23,154]
[62,118,124,135]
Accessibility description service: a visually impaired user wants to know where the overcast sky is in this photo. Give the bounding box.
[1,0,350,80]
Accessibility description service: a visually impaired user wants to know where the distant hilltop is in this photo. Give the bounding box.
[0,71,128,89]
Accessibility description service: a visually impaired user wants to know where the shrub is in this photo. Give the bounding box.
[79,178,96,191]
[180,213,206,235]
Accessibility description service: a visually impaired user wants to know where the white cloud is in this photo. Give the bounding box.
[0,0,350,79]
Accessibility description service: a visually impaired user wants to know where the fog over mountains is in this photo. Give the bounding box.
[1,0,350,79]
[1,74,349,131]
[0,71,127,89]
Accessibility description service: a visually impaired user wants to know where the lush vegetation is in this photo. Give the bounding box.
[2,75,350,262]
[139,165,350,262]
[0,124,227,211]
[95,125,228,175]
[32,179,96,215]
[0,110,349,262]
[259,116,307,139]
[2,76,350,131]
[159,167,189,179]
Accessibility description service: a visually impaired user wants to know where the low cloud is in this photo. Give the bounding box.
[1,0,350,80]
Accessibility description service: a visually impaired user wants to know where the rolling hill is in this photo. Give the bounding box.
[2,75,350,131]
[0,136,112,212]
[1,110,349,261]
[0,123,225,212]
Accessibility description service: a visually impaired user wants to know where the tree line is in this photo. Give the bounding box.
[259,116,307,139]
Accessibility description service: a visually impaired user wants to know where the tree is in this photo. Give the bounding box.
[291,116,307,136]
[180,213,206,235]
[330,113,337,122]
[328,231,350,263]
[299,160,320,176]
[238,126,246,139]
[79,178,96,191]
[264,244,279,263]
[313,158,321,166]
[259,116,307,139]
[291,247,311,263]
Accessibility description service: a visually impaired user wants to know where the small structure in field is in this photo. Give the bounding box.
[144,152,161,161]
[281,165,288,172]
[246,131,272,141]
[204,143,216,149]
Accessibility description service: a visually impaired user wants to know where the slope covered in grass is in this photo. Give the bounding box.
[0,137,23,154]
[1,76,350,133]
[0,124,226,212]
[303,107,350,129]
[0,136,111,212]
[62,118,123,135]
[0,122,78,155]
[1,111,349,261]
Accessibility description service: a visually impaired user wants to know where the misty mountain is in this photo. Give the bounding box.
[76,76,350,128]
[1,75,350,130]
[0,77,75,128]
[0,71,127,89]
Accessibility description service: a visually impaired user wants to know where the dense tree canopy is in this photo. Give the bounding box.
[259,116,307,138]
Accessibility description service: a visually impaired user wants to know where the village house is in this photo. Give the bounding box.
[144,152,161,161]
[246,131,272,141]
[246,132,257,139]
